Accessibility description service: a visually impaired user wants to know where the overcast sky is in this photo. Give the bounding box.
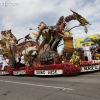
[0,0,100,51]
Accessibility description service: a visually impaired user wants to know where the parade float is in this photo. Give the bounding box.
[0,9,100,76]
[31,9,100,76]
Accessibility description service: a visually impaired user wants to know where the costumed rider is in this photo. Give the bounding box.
[20,53,25,67]
[81,43,92,61]
[15,53,21,69]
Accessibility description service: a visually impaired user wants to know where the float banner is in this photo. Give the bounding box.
[75,34,99,47]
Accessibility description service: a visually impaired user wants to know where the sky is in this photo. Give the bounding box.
[0,0,100,52]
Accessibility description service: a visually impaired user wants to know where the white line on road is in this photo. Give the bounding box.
[0,80,73,91]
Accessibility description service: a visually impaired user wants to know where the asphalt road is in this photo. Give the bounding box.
[0,71,100,100]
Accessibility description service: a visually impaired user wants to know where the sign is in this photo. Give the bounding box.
[81,65,100,72]
[34,69,63,75]
[0,71,8,75]
[13,70,26,75]
[75,34,99,47]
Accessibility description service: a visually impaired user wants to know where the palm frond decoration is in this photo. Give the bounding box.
[31,32,39,38]
[84,26,88,33]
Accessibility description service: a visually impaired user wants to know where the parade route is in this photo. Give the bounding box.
[0,79,73,90]
[0,71,100,100]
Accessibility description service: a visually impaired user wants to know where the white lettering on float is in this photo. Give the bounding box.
[48,70,57,74]
[34,69,63,75]
[81,65,100,72]
[13,70,26,75]
[0,71,8,75]
[35,70,45,75]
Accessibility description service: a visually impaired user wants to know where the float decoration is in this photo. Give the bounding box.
[0,9,100,76]
[70,51,80,66]
[32,9,92,76]
[68,9,91,34]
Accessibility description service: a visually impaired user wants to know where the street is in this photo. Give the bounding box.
[0,71,100,100]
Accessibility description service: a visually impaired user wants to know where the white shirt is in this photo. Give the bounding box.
[20,56,25,64]
[15,57,20,63]
[2,59,9,66]
[62,61,64,63]
[6,58,9,64]
[82,45,91,56]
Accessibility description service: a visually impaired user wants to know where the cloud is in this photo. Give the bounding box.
[0,0,100,52]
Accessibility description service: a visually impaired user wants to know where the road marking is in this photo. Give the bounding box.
[0,80,73,91]
[62,88,73,91]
